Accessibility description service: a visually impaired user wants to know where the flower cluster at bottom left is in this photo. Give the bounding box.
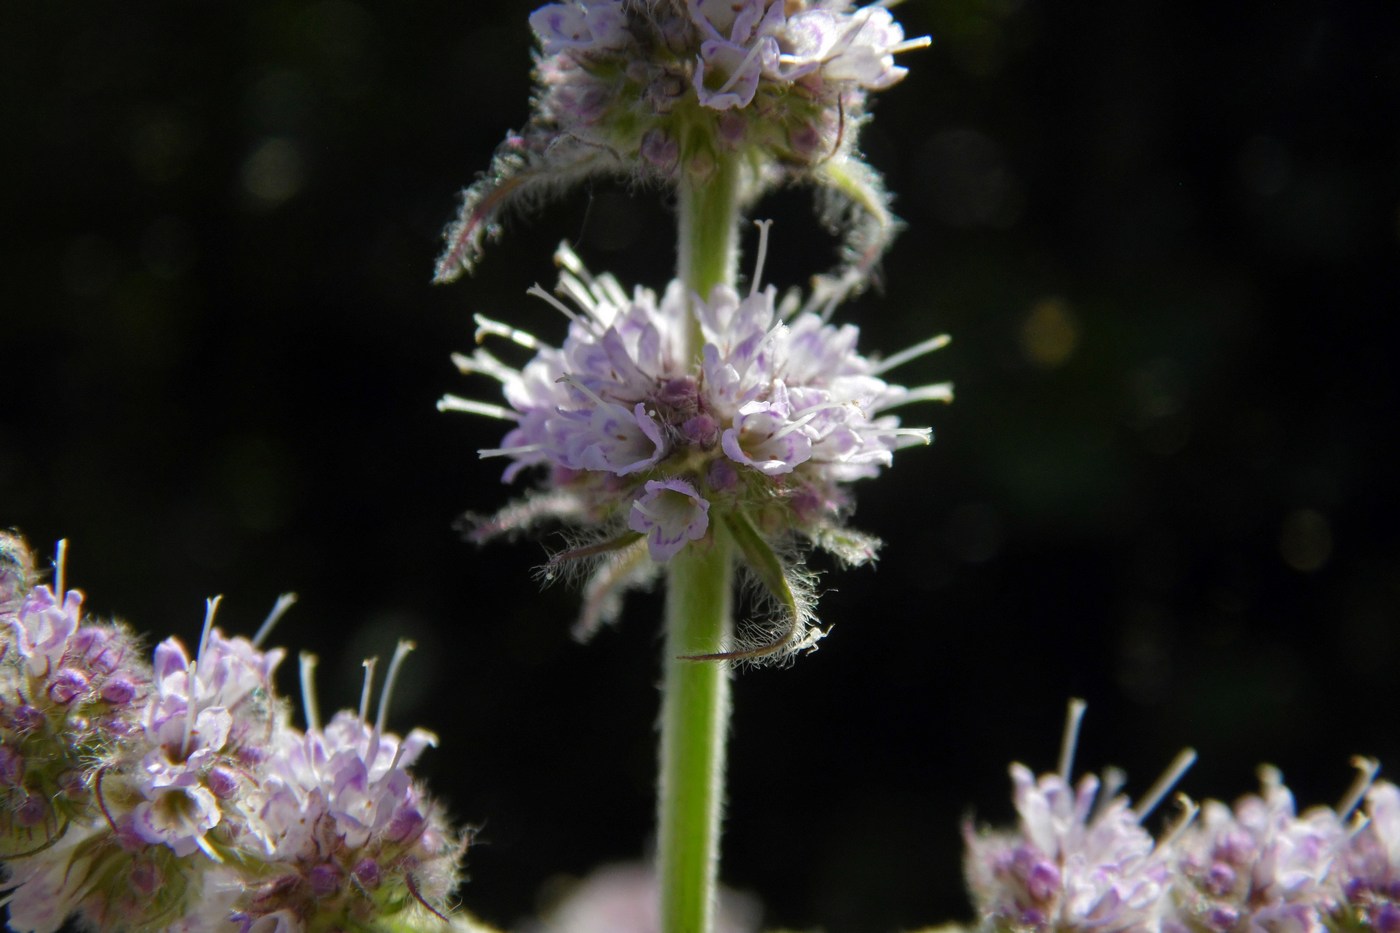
[0,533,471,933]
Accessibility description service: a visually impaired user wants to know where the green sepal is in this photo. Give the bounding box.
[677,510,806,663]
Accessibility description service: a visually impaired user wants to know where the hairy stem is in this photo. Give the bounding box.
[677,152,741,358]
[658,526,734,933]
[659,150,742,933]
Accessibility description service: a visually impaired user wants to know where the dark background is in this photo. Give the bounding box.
[3,1,1398,930]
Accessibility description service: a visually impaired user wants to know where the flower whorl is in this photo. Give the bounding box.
[0,537,467,933]
[442,236,949,658]
[436,0,929,285]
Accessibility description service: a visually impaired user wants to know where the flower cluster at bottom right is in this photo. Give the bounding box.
[963,709,1399,933]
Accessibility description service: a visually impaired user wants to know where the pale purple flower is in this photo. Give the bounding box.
[964,702,1195,932]
[436,0,929,284]
[1167,767,1347,933]
[2,541,152,861]
[1,546,471,933]
[530,0,628,56]
[720,395,814,476]
[629,479,711,560]
[230,645,462,931]
[131,776,223,858]
[7,583,82,680]
[688,0,785,110]
[442,235,949,655]
[1332,779,1400,930]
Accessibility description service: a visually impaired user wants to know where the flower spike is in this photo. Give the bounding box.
[435,0,930,288]
[443,238,948,662]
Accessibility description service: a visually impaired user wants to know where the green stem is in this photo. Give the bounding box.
[658,527,734,933]
[658,148,743,933]
[676,152,742,357]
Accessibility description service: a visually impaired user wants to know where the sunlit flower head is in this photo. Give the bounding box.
[442,226,949,659]
[1167,765,1351,933]
[963,701,1197,933]
[0,540,469,933]
[436,0,929,286]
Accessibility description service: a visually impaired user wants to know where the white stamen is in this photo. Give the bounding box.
[712,40,768,97]
[891,36,932,54]
[474,314,542,350]
[53,539,68,598]
[1154,793,1200,853]
[359,656,379,724]
[183,659,199,759]
[375,640,416,737]
[770,408,822,440]
[368,641,415,773]
[598,273,630,309]
[527,284,586,328]
[438,394,522,421]
[751,220,774,297]
[892,427,933,447]
[878,383,955,410]
[1134,748,1197,821]
[479,443,545,459]
[196,596,222,668]
[872,334,951,375]
[1090,766,1128,822]
[299,652,321,733]
[253,592,297,649]
[776,289,802,321]
[554,241,585,277]
[1058,698,1088,780]
[452,348,518,384]
[558,271,604,320]
[1338,756,1381,820]
[557,373,624,412]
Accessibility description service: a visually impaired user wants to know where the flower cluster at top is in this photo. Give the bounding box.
[436,0,928,283]
[962,701,1400,933]
[440,229,949,655]
[0,534,466,933]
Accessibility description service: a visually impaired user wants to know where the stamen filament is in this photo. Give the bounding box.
[196,596,222,668]
[527,284,587,329]
[376,640,416,736]
[183,659,199,759]
[253,593,297,648]
[1134,748,1197,821]
[479,442,544,459]
[452,348,519,384]
[713,40,768,97]
[474,314,542,350]
[359,657,379,724]
[1338,756,1381,820]
[438,395,522,421]
[1154,793,1200,852]
[879,383,955,410]
[1059,698,1088,780]
[891,36,932,54]
[53,539,68,599]
[558,271,603,319]
[892,427,933,447]
[1090,766,1128,822]
[872,334,951,375]
[299,652,321,733]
